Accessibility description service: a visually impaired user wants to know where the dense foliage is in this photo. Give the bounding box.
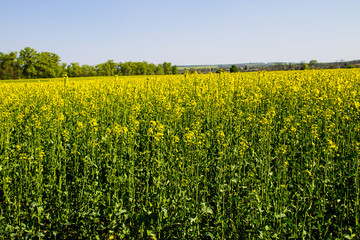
[230,64,239,73]
[0,70,359,239]
[0,47,177,80]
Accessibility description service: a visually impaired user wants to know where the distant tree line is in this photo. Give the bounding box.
[249,60,360,72]
[0,47,178,80]
[180,60,360,74]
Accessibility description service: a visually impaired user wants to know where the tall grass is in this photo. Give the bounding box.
[0,70,359,239]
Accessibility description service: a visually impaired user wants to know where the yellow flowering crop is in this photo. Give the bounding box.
[0,69,359,239]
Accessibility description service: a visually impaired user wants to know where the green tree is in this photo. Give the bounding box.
[133,62,149,75]
[309,60,317,66]
[120,62,134,76]
[309,60,318,69]
[163,62,172,75]
[171,65,178,74]
[141,62,151,75]
[35,52,62,78]
[19,47,38,78]
[60,63,67,76]
[156,64,164,75]
[148,63,157,75]
[230,64,239,73]
[0,51,21,79]
[300,63,310,70]
[81,65,97,76]
[67,63,82,77]
[97,60,117,76]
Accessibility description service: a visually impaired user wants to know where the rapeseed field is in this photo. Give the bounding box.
[0,70,359,239]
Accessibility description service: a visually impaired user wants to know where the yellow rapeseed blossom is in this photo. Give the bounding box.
[0,69,359,239]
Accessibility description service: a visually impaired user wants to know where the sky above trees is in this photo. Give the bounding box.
[1,0,359,65]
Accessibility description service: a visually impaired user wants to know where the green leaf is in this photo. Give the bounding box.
[203,232,214,239]
[201,202,213,215]
[275,213,286,218]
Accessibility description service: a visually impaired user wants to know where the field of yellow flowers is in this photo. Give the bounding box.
[0,70,359,239]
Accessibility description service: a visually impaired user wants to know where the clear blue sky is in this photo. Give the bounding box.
[1,0,359,65]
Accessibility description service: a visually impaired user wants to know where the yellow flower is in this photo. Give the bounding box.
[172,136,180,144]
[76,121,84,130]
[62,129,70,142]
[5,176,12,184]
